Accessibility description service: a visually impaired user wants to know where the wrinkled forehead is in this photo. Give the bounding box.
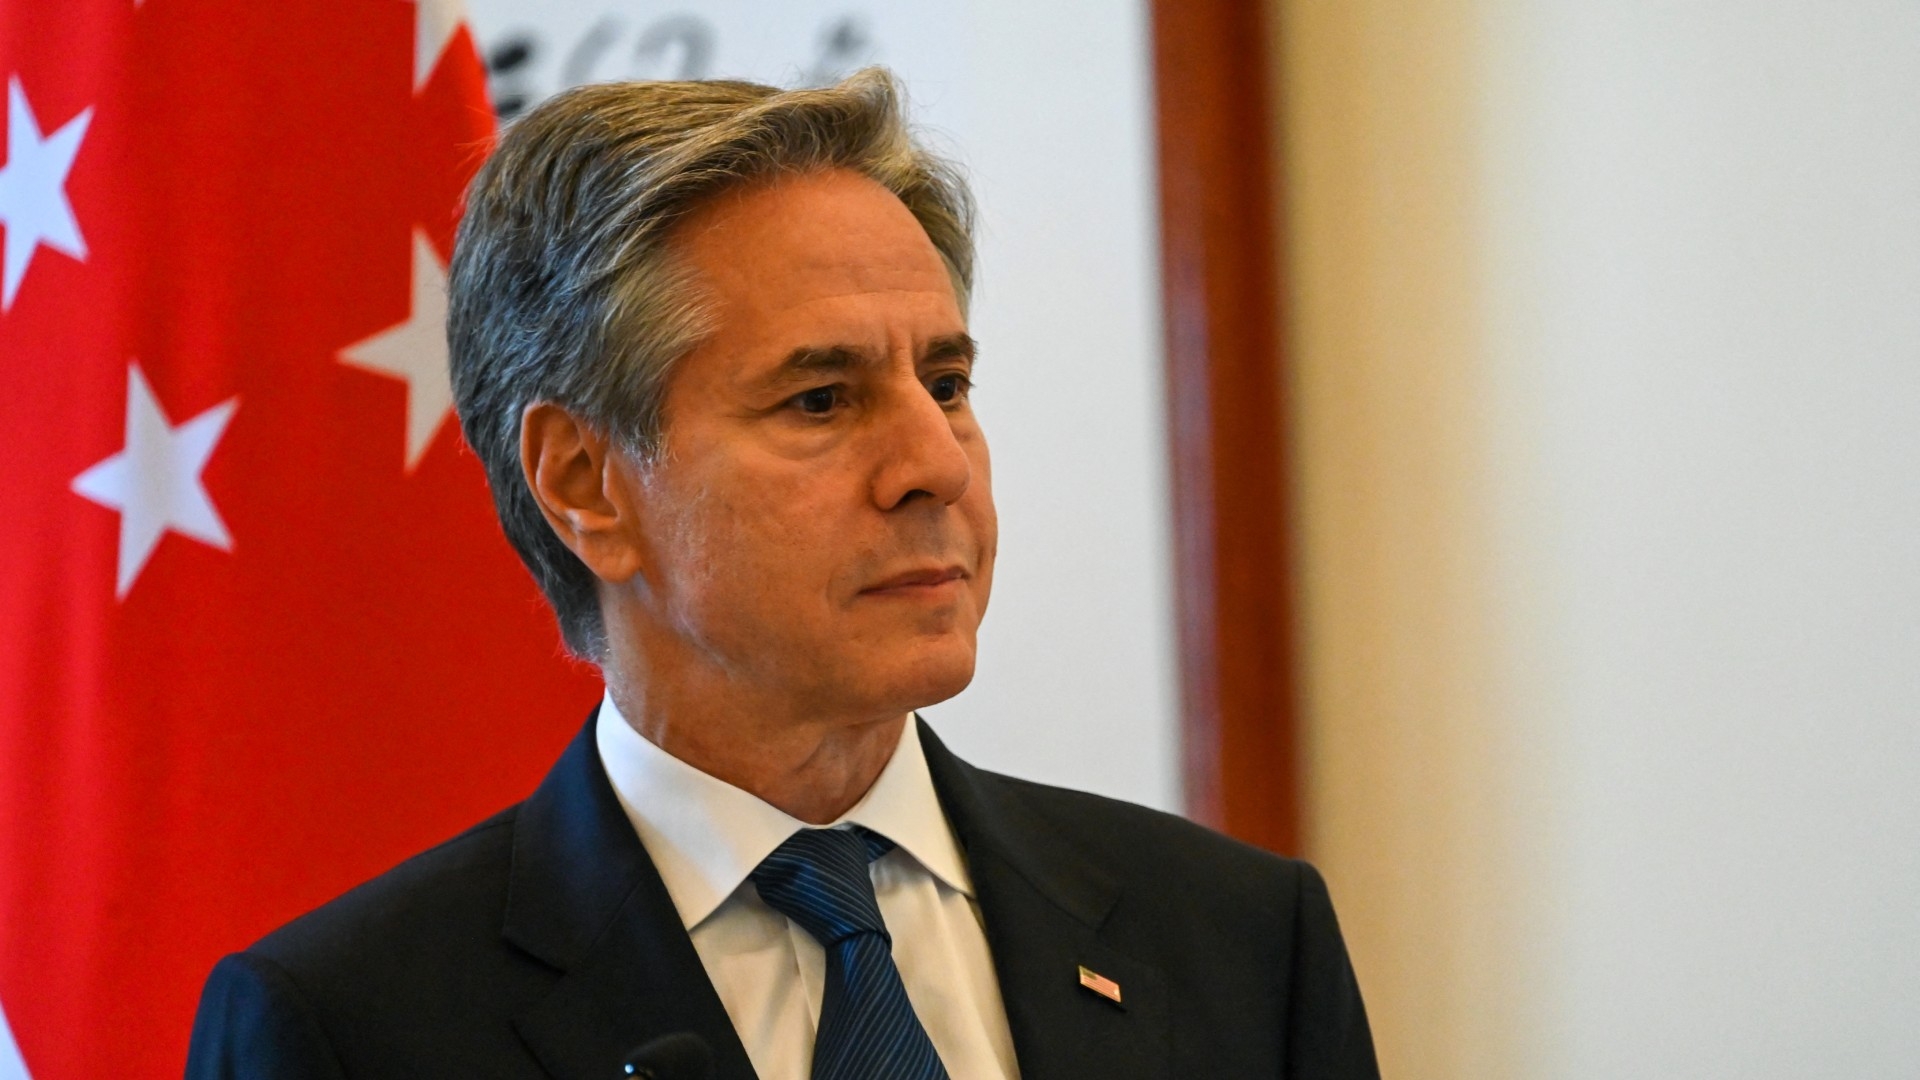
[667,169,961,323]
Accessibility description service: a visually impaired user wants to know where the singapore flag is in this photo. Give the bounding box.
[0,3,600,1077]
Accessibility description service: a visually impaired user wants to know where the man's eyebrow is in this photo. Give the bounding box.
[923,332,978,366]
[756,333,977,390]
[757,344,883,389]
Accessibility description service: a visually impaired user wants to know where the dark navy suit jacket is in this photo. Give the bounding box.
[185,715,1379,1079]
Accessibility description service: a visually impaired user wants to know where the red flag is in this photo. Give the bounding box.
[0,2,600,1075]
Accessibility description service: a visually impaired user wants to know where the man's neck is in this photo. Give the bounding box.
[605,679,908,825]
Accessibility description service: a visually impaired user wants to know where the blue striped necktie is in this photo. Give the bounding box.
[750,826,951,1080]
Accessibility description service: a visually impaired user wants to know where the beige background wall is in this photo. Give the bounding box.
[1277,2,1920,1077]
[1276,3,1548,1075]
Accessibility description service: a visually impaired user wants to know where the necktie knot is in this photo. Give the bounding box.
[747,825,949,1079]
[750,826,897,947]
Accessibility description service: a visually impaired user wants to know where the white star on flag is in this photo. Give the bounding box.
[72,363,239,598]
[413,0,467,92]
[0,995,28,1080]
[0,75,91,311]
[339,229,454,471]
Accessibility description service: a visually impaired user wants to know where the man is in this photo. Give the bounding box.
[186,70,1378,1079]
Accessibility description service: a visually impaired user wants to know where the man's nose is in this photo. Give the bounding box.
[869,382,972,511]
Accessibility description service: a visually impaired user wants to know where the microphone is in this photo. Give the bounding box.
[619,1032,714,1080]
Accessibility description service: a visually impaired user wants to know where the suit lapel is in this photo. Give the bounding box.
[504,712,758,1080]
[919,719,1171,1080]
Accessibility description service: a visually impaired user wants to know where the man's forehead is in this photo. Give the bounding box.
[671,170,956,299]
[661,169,967,395]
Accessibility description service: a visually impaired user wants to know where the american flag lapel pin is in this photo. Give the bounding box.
[1077,964,1122,1004]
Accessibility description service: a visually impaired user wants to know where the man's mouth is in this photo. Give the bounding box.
[861,565,968,593]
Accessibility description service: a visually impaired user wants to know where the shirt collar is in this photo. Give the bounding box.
[594,690,974,931]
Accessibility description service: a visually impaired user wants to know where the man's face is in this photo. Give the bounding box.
[615,168,996,720]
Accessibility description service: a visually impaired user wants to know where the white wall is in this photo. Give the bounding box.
[1285,2,1920,1076]
[462,1,1180,812]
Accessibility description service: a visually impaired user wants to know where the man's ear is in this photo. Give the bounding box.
[519,402,646,584]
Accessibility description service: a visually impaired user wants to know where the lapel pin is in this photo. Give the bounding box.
[1078,964,1122,1005]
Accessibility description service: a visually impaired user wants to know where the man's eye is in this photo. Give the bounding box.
[929,373,972,405]
[793,386,840,414]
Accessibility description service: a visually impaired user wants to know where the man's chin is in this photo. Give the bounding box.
[877,642,977,715]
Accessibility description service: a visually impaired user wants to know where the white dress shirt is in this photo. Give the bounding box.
[595,692,1021,1080]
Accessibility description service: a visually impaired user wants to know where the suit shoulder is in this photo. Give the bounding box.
[956,773,1379,1075]
[245,804,522,975]
[194,804,560,1071]
[982,770,1312,899]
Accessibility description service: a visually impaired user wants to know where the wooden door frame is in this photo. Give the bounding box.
[1152,0,1300,854]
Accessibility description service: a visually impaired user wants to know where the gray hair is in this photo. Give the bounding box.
[447,68,976,661]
